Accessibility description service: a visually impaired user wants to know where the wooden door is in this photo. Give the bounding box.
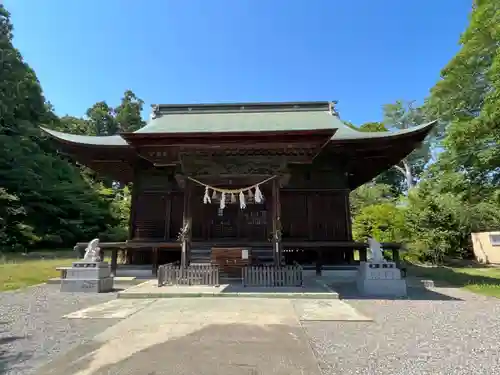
[240,205,268,240]
[209,206,239,239]
[211,247,250,277]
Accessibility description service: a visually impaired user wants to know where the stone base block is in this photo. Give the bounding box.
[72,261,109,269]
[357,278,407,297]
[65,267,111,279]
[60,277,114,293]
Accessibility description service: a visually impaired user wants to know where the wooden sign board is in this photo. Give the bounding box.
[241,249,249,260]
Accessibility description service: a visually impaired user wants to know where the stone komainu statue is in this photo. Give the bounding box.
[83,238,101,262]
[368,237,385,262]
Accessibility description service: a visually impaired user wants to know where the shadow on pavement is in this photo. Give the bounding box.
[0,328,31,375]
[330,282,462,301]
[219,283,326,294]
[407,264,500,289]
[35,323,322,375]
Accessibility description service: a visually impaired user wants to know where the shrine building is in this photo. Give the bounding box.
[42,101,435,275]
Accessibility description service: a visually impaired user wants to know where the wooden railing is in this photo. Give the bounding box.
[157,263,220,287]
[242,264,303,287]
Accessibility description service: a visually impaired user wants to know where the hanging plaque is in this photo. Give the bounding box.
[241,249,249,260]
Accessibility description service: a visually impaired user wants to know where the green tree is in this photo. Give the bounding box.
[405,0,500,262]
[0,4,116,251]
[86,101,117,136]
[382,100,432,190]
[350,183,395,217]
[352,203,406,243]
[115,90,146,133]
[354,103,434,194]
[424,0,499,192]
[56,115,95,135]
[404,187,500,263]
[358,122,387,132]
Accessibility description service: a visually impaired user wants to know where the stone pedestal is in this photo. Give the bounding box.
[356,261,407,297]
[60,261,114,293]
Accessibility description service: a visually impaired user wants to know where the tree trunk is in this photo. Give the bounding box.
[395,159,414,191]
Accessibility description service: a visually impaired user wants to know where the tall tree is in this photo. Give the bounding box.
[355,103,432,194]
[404,0,500,261]
[86,101,117,135]
[0,4,116,250]
[424,0,500,199]
[383,100,431,190]
[56,115,95,135]
[114,90,146,133]
[350,183,395,217]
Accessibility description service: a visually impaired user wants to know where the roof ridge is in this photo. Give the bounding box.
[151,101,337,116]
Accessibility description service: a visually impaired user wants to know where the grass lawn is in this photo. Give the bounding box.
[0,250,112,292]
[408,263,500,298]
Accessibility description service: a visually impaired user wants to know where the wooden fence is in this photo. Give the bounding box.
[157,263,220,287]
[242,264,303,287]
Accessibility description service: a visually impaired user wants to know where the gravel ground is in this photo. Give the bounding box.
[0,284,125,375]
[3,282,500,375]
[303,284,500,375]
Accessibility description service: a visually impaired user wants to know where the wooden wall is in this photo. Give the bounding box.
[281,190,351,241]
[281,160,351,241]
[130,159,352,242]
[131,163,174,241]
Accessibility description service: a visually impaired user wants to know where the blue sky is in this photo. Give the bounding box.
[5,0,470,125]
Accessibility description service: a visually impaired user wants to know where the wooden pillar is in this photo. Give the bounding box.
[271,178,282,266]
[360,246,368,262]
[344,190,353,241]
[392,248,400,264]
[164,192,172,240]
[152,247,159,276]
[316,248,323,276]
[110,248,118,277]
[307,195,314,240]
[181,180,192,268]
[345,249,355,264]
[126,167,140,265]
[128,168,140,241]
[344,191,354,263]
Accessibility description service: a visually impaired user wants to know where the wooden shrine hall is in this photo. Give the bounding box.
[42,101,435,275]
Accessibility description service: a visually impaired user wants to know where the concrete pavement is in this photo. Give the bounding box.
[117,279,338,299]
[35,298,370,375]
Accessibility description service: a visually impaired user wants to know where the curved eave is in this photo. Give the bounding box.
[40,127,135,183]
[351,121,436,189]
[322,121,436,189]
[330,120,437,143]
[40,126,129,147]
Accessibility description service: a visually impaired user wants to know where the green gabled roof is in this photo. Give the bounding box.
[134,101,436,141]
[40,101,436,146]
[135,102,340,134]
[332,120,437,141]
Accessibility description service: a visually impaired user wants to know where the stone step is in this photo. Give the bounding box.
[220,277,242,284]
[117,280,339,299]
[60,277,114,293]
[406,278,435,288]
[48,276,146,285]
